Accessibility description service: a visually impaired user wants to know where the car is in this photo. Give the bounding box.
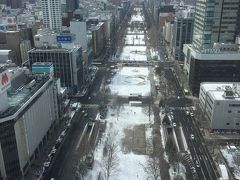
[56,137,62,143]
[173,122,177,127]
[85,153,94,169]
[191,167,196,173]
[51,148,57,154]
[190,134,195,139]
[185,110,190,115]
[43,162,50,168]
[195,160,200,167]
[84,113,88,118]
[177,96,180,99]
[190,112,194,117]
[100,115,105,119]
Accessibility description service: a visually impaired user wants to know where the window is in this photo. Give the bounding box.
[236,123,239,126]
[228,110,232,113]
[226,123,230,125]
[229,104,240,107]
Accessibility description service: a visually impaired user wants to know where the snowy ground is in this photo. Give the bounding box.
[119,46,147,61]
[126,28,145,34]
[85,105,154,180]
[109,67,151,96]
[125,35,145,45]
[130,13,144,22]
[221,148,240,179]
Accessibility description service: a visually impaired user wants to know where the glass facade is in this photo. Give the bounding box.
[192,0,240,50]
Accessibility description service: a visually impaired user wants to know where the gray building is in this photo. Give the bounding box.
[66,0,79,11]
[0,28,33,65]
[199,82,240,130]
[192,0,240,50]
[28,46,83,94]
[172,8,194,61]
[0,68,58,179]
[41,0,62,31]
[183,42,240,95]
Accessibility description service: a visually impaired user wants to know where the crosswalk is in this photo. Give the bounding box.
[181,153,199,180]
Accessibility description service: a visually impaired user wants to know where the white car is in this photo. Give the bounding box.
[173,123,177,127]
[44,162,50,168]
[190,134,195,139]
[186,110,190,115]
[195,160,200,167]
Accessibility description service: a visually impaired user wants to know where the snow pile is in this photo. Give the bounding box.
[112,152,147,180]
[109,67,151,96]
[221,148,240,179]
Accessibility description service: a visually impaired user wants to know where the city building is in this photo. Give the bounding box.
[183,39,240,95]
[0,28,33,65]
[90,22,106,58]
[158,4,175,30]
[172,7,194,61]
[6,0,22,9]
[0,66,58,179]
[199,82,240,130]
[0,50,16,63]
[66,0,79,11]
[28,47,83,94]
[70,20,88,51]
[192,0,240,50]
[29,32,84,94]
[163,19,174,43]
[41,0,62,31]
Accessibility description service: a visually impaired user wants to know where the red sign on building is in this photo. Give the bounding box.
[1,73,9,86]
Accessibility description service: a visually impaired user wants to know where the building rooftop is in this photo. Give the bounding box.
[0,74,51,120]
[219,164,229,179]
[201,82,240,101]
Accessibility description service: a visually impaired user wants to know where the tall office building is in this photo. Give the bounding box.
[28,44,83,94]
[192,0,240,50]
[66,0,79,11]
[6,0,22,8]
[172,8,194,61]
[41,0,62,31]
[0,67,58,179]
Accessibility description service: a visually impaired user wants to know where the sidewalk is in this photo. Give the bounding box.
[26,119,66,180]
[165,44,192,96]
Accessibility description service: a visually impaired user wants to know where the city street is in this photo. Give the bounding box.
[47,3,218,180]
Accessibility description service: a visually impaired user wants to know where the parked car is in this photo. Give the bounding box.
[190,134,195,139]
[85,153,94,169]
[43,162,50,168]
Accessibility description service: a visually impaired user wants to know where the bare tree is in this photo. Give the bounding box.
[140,155,161,180]
[74,157,87,180]
[102,132,120,180]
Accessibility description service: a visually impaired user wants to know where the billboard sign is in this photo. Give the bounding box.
[2,17,16,25]
[56,35,72,43]
[0,70,11,94]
